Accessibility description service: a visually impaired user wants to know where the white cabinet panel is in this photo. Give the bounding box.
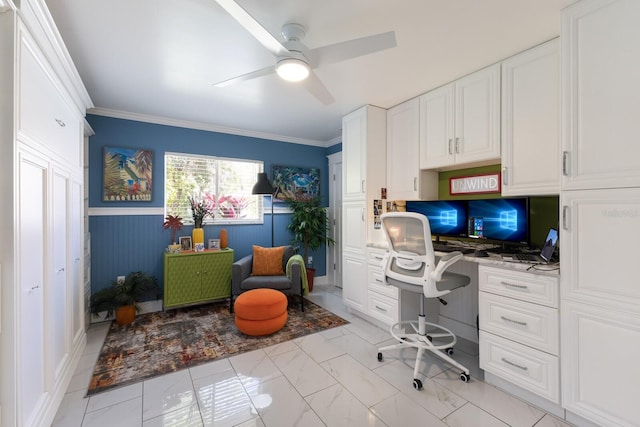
[501,39,560,196]
[342,256,367,312]
[561,0,640,190]
[561,300,640,426]
[342,201,366,255]
[560,188,640,312]
[18,27,81,168]
[419,85,454,169]
[479,266,559,308]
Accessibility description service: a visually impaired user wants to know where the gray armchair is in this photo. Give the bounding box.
[231,245,304,312]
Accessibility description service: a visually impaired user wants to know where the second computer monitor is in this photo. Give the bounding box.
[467,198,528,245]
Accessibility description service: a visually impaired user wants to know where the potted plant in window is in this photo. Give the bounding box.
[189,196,214,247]
[286,196,335,292]
[90,271,160,325]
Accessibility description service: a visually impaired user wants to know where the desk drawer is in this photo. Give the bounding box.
[367,291,398,326]
[479,265,558,308]
[480,331,559,403]
[367,248,386,266]
[479,292,558,354]
[368,268,398,299]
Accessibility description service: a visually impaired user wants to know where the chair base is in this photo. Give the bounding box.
[378,317,470,389]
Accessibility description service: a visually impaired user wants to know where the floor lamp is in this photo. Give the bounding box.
[252,172,275,247]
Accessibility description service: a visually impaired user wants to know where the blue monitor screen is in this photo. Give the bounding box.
[406,200,468,238]
[467,198,528,245]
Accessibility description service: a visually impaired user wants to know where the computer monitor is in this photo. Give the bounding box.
[467,198,528,246]
[405,200,468,238]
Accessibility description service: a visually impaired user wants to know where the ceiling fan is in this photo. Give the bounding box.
[213,0,397,105]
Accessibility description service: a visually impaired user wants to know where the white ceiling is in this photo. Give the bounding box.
[45,0,575,146]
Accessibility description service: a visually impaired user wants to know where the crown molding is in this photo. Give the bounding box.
[0,0,12,13]
[88,107,332,148]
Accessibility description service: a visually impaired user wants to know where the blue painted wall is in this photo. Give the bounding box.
[88,115,332,293]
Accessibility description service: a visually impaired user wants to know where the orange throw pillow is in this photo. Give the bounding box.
[252,245,285,276]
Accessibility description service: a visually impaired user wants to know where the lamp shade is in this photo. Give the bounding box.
[252,172,275,195]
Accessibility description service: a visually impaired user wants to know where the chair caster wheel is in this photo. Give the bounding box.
[459,372,470,383]
[377,352,383,362]
[413,378,423,390]
[446,347,454,355]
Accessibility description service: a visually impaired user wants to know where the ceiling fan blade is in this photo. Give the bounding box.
[213,65,275,87]
[310,31,397,67]
[302,71,335,105]
[214,0,289,56]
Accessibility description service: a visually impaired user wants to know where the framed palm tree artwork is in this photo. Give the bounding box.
[103,146,153,201]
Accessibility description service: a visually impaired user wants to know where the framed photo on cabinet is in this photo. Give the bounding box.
[208,239,220,250]
[179,236,192,251]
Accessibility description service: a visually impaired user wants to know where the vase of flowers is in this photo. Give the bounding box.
[189,196,213,246]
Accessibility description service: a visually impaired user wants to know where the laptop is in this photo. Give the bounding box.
[504,228,558,264]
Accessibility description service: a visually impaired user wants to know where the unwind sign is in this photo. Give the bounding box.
[450,172,501,195]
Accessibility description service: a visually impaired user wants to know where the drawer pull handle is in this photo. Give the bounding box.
[375,305,387,312]
[55,118,66,127]
[501,357,528,371]
[500,281,528,290]
[374,256,383,261]
[375,278,383,283]
[500,316,527,327]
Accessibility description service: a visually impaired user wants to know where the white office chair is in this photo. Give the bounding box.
[377,212,471,390]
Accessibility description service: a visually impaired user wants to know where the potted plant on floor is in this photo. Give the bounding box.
[286,196,335,292]
[90,271,160,325]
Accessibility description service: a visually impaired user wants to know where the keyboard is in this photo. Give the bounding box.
[432,244,474,254]
[512,253,540,262]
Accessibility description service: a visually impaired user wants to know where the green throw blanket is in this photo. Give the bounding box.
[286,254,309,296]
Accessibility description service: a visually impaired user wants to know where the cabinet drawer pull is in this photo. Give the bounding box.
[55,118,66,127]
[374,305,387,312]
[500,316,527,327]
[374,256,383,261]
[375,278,383,283]
[500,281,528,290]
[501,357,528,371]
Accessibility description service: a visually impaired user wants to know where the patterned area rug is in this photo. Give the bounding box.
[87,299,348,396]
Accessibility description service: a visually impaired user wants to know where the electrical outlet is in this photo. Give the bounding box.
[117,276,125,284]
[307,256,313,265]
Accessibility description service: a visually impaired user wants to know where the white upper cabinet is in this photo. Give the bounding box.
[387,98,421,200]
[342,105,386,201]
[501,39,560,196]
[561,0,640,190]
[420,64,501,170]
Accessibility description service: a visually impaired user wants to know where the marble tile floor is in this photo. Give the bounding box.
[53,284,573,427]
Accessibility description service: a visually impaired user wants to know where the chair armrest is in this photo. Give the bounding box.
[430,251,463,282]
[232,255,253,295]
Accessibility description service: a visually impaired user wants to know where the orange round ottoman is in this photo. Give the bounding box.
[234,289,288,336]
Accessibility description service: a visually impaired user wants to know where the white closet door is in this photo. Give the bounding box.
[18,150,47,426]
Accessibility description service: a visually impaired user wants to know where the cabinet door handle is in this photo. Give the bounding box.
[30,284,40,291]
[562,206,569,230]
[361,208,365,221]
[448,139,453,155]
[55,118,66,127]
[502,167,508,186]
[413,177,417,191]
[57,267,65,273]
[361,179,365,193]
[562,151,569,176]
[500,281,528,290]
[374,305,387,312]
[501,357,528,371]
[455,137,460,154]
[500,316,528,327]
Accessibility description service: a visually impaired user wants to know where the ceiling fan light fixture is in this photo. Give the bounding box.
[276,58,310,82]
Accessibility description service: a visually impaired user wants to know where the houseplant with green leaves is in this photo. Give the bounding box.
[286,196,335,291]
[90,271,160,325]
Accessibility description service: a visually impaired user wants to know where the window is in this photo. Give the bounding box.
[165,152,264,224]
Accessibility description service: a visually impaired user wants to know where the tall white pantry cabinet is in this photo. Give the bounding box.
[0,1,92,426]
[559,1,640,426]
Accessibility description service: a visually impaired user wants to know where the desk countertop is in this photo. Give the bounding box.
[366,242,560,276]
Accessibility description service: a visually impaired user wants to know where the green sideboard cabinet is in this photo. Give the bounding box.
[163,249,234,309]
